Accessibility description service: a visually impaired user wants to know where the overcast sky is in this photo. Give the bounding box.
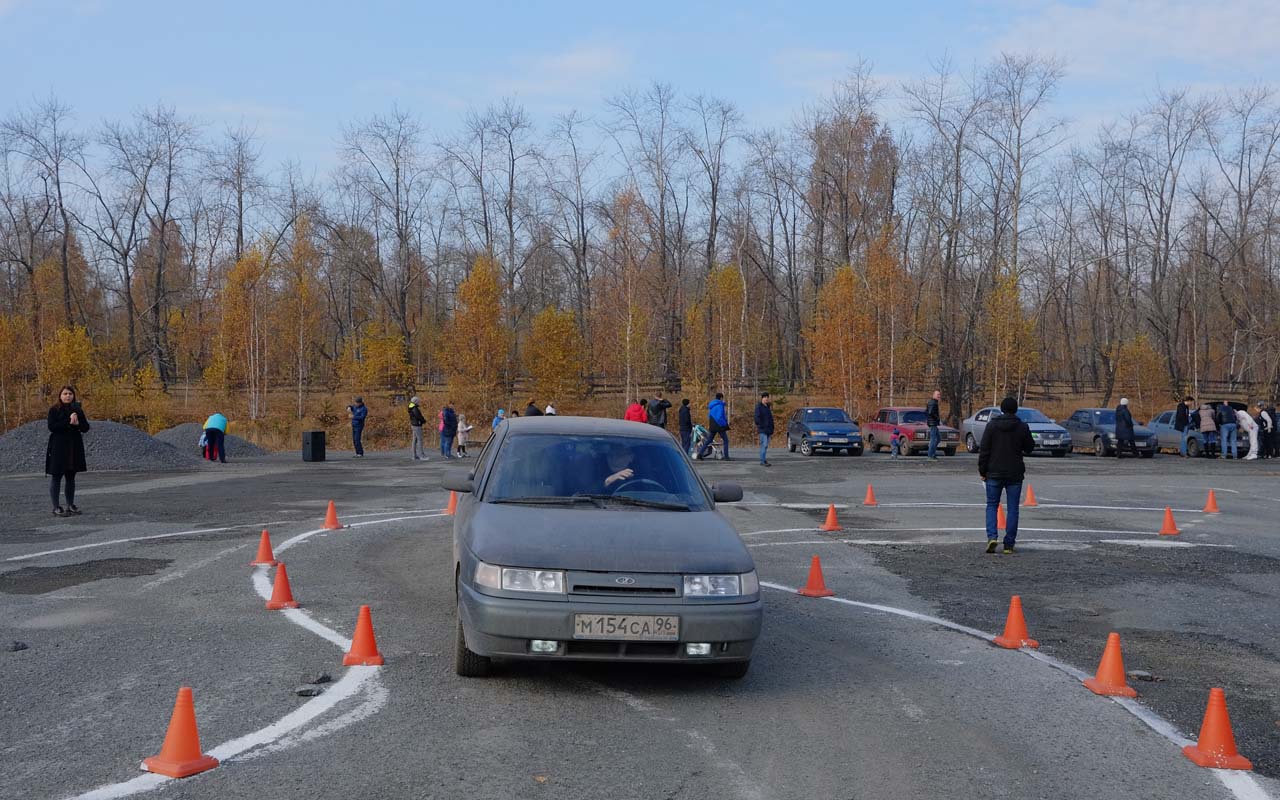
[3,0,1277,170]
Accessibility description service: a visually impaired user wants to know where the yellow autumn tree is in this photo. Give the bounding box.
[38,325,103,398]
[982,269,1039,404]
[208,248,272,417]
[805,266,865,413]
[444,254,510,412]
[525,306,586,407]
[1113,335,1166,418]
[277,215,325,417]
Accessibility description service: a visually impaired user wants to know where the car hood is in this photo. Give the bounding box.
[1028,423,1068,434]
[465,503,755,574]
[805,422,860,435]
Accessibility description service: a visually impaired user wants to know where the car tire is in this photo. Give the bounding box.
[799,438,814,456]
[1187,439,1202,457]
[945,448,956,457]
[454,614,491,678]
[1052,449,1068,457]
[1141,451,1155,459]
[1094,437,1108,457]
[788,439,796,453]
[899,438,912,457]
[710,660,751,680]
[852,447,863,456]
[865,435,876,453]
[965,433,978,453]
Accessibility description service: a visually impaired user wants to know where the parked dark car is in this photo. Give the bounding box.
[786,407,863,456]
[445,416,760,679]
[1063,408,1157,457]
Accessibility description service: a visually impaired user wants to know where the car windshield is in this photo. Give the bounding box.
[900,410,927,424]
[484,434,709,511]
[1092,410,1117,425]
[1016,408,1051,424]
[804,408,852,423]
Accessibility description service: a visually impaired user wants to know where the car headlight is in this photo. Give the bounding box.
[475,561,566,594]
[811,431,828,438]
[684,571,757,597]
[913,431,926,440]
[1107,433,1118,441]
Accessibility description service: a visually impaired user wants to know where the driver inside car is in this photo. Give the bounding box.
[603,444,636,489]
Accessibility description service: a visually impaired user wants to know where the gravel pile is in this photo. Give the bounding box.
[154,422,271,458]
[0,420,201,473]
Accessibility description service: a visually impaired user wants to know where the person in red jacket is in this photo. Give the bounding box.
[624,398,648,422]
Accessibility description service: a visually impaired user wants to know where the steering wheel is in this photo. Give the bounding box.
[612,478,667,495]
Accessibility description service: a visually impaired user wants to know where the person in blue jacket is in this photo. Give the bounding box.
[203,411,229,463]
[347,397,368,457]
[698,393,731,460]
[440,400,458,459]
[492,408,506,429]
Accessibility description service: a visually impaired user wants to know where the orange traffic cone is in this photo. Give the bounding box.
[140,687,219,778]
[819,504,841,532]
[993,595,1039,649]
[1159,507,1180,536]
[1023,484,1039,508]
[797,555,835,598]
[863,484,878,506]
[1182,688,1252,770]
[997,503,1008,531]
[266,563,300,610]
[1083,632,1137,697]
[323,500,342,530]
[249,530,277,567]
[343,605,385,666]
[445,491,458,516]
[1203,489,1220,514]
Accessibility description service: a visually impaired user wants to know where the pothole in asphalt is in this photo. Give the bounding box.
[0,557,171,594]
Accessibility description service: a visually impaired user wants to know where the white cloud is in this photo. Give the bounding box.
[994,0,1280,77]
[496,44,630,98]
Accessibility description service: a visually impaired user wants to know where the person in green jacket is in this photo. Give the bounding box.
[203,412,229,463]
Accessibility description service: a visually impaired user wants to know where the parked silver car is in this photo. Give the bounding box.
[961,406,1072,457]
[445,416,761,679]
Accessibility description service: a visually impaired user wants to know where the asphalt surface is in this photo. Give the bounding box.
[1,443,1277,799]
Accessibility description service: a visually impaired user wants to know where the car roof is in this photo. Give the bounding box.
[503,415,673,440]
[881,406,925,412]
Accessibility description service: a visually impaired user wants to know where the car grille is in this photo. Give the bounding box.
[568,571,680,597]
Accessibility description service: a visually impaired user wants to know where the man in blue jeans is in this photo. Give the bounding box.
[978,396,1035,554]
[754,392,774,467]
[925,390,942,460]
[1217,401,1238,459]
[347,397,368,457]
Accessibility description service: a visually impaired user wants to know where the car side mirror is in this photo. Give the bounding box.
[442,470,474,493]
[711,482,743,503]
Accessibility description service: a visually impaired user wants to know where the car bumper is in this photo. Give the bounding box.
[809,439,861,449]
[458,582,762,663]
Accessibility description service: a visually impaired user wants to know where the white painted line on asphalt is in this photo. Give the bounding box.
[64,512,450,800]
[1097,539,1235,549]
[739,527,821,537]
[758,582,1272,800]
[738,502,850,509]
[140,544,250,592]
[6,510,448,563]
[873,502,1206,513]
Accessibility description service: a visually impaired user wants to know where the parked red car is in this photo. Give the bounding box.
[863,407,960,456]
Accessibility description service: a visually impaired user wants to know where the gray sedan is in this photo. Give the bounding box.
[444,416,761,679]
[961,406,1072,457]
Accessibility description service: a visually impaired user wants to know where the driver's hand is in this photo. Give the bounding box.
[604,468,634,486]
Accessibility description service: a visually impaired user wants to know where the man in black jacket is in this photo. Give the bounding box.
[408,396,427,461]
[978,396,1035,554]
[441,400,458,459]
[648,391,673,428]
[678,398,693,455]
[925,390,942,460]
[1174,396,1194,458]
[754,392,774,467]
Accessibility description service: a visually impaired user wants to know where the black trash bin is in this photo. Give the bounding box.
[303,430,326,462]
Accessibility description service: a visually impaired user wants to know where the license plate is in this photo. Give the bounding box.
[573,614,679,641]
[828,437,848,443]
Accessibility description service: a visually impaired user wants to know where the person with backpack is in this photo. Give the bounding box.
[978,396,1036,554]
[46,385,90,517]
[1218,402,1238,459]
[699,393,730,460]
[408,396,427,461]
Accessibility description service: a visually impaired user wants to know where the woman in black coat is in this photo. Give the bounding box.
[46,385,90,516]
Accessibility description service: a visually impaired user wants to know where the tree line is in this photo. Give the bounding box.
[2,53,1278,431]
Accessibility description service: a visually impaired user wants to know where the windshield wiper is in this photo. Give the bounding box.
[490,496,601,507]
[573,493,692,511]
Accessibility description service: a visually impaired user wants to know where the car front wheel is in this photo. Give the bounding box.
[899,438,912,457]
[866,435,877,452]
[455,614,491,677]
[1187,438,1202,457]
[1094,437,1109,457]
[799,438,814,456]
[788,438,796,453]
[965,433,978,453]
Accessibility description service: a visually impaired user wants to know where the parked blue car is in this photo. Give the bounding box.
[786,407,863,456]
